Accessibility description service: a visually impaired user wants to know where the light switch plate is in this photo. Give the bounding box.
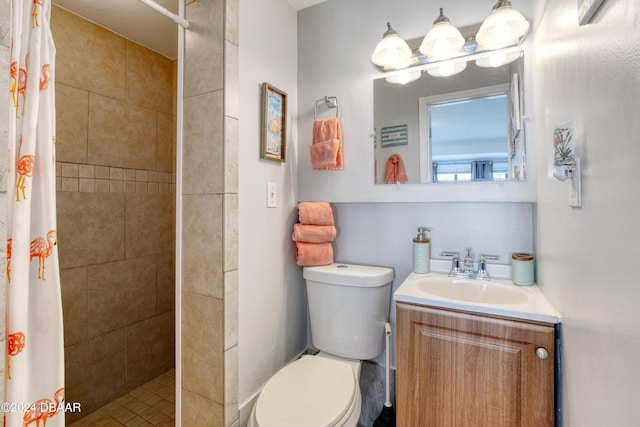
[267,182,277,208]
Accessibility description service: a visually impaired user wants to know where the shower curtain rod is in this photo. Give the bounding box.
[136,0,190,29]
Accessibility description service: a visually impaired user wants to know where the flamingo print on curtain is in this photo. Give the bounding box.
[6,1,65,426]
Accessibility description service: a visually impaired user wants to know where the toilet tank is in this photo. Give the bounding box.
[303,263,394,360]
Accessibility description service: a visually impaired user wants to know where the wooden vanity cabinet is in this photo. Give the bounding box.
[396,302,555,427]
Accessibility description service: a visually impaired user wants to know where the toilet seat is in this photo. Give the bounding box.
[254,355,357,427]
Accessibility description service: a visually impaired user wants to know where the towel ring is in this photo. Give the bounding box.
[314,96,339,120]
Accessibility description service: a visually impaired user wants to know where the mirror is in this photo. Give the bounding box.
[374,53,525,185]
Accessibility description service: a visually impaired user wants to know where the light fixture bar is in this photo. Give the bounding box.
[379,44,523,80]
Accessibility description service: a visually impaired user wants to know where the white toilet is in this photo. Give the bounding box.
[248,263,394,427]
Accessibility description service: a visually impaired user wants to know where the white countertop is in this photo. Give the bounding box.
[393,267,561,324]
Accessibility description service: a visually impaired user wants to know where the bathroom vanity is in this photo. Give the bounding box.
[394,272,559,426]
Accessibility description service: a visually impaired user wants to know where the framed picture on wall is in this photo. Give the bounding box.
[260,82,287,162]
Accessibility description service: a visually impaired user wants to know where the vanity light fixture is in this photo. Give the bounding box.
[419,8,465,61]
[371,22,413,68]
[372,3,530,82]
[476,0,530,50]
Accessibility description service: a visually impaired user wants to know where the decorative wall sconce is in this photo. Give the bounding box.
[552,122,581,207]
[371,1,529,83]
[553,162,578,182]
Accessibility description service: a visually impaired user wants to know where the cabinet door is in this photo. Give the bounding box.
[396,303,555,427]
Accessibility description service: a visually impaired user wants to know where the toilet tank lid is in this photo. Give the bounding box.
[303,263,394,287]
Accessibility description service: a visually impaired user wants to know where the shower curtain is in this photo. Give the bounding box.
[5,1,65,426]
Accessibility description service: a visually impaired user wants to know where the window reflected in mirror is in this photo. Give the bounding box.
[426,89,508,183]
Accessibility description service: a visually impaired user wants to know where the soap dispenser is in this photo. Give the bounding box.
[413,227,432,274]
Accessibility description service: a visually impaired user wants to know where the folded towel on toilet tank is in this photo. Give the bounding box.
[297,201,334,225]
[292,224,336,243]
[293,202,336,266]
[294,241,334,267]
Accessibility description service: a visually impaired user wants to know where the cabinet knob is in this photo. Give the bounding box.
[536,347,549,359]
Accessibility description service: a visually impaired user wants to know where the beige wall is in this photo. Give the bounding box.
[51,6,176,422]
[181,0,239,426]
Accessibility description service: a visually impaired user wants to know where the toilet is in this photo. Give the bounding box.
[248,263,394,427]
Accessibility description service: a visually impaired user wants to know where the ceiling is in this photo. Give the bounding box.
[53,0,328,59]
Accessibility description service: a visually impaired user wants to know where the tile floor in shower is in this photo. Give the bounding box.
[69,369,175,427]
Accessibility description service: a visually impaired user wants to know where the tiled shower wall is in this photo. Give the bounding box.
[181,0,239,426]
[51,6,176,423]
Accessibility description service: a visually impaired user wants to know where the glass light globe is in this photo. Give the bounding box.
[475,50,522,68]
[419,8,465,60]
[476,0,530,49]
[386,69,422,85]
[426,61,467,77]
[371,23,412,68]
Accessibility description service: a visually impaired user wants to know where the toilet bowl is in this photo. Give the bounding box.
[248,353,362,427]
[248,263,394,427]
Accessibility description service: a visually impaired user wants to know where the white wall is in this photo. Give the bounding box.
[532,0,640,424]
[238,0,306,410]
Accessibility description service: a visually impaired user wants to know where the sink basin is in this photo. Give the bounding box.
[393,271,560,323]
[414,276,528,305]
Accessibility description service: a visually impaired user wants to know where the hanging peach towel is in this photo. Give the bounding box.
[297,201,334,225]
[385,153,408,184]
[295,242,334,266]
[310,117,344,170]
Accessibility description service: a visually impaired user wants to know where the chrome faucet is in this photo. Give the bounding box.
[462,247,475,277]
[442,248,500,280]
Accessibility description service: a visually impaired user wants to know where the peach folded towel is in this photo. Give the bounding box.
[311,118,343,170]
[292,224,337,243]
[298,202,334,225]
[385,153,408,184]
[295,242,334,266]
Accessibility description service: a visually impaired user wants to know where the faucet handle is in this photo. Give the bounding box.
[439,251,460,258]
[479,253,500,262]
[449,256,461,276]
[476,256,490,280]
